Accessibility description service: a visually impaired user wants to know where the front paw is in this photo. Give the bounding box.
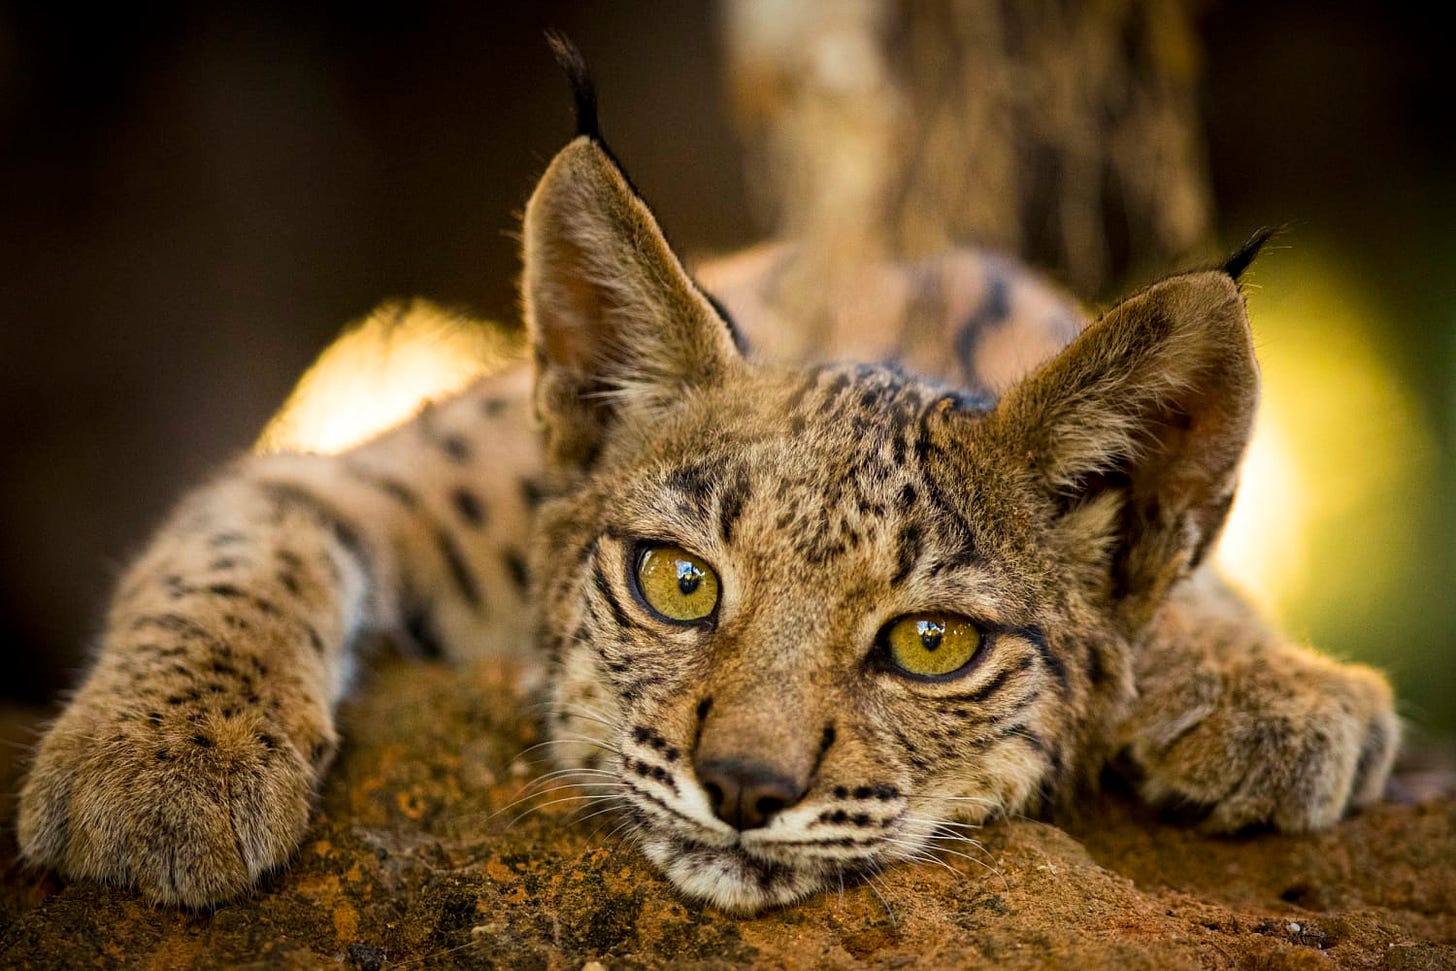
[18,693,329,906]
[1120,652,1398,833]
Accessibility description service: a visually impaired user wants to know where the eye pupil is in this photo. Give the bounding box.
[917,619,944,652]
[676,561,702,595]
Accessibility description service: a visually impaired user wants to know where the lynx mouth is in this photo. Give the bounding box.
[638,833,830,914]
[606,772,913,913]
[636,830,886,915]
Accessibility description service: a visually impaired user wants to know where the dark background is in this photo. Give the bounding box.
[1,3,1452,731]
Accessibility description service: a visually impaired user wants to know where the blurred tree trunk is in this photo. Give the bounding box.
[722,0,1213,302]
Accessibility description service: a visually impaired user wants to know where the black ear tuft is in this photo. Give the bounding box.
[1222,227,1278,281]
[546,31,600,141]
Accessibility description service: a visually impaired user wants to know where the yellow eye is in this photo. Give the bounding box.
[635,545,720,622]
[884,614,982,678]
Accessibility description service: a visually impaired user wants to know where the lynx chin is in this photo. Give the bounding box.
[19,39,1397,915]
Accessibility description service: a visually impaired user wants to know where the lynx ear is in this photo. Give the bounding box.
[522,135,743,473]
[986,271,1259,618]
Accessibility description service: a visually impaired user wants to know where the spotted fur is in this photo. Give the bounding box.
[19,76,1396,914]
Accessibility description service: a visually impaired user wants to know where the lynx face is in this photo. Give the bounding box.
[533,364,1101,911]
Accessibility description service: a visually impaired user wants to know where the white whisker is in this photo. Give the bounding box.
[862,866,897,925]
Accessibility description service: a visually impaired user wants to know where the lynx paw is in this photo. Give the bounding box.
[18,695,329,906]
[1120,651,1398,833]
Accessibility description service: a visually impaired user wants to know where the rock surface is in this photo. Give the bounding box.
[1,657,1452,969]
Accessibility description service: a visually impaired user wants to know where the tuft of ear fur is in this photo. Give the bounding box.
[545,31,600,142]
[522,127,742,475]
[986,271,1259,622]
[1221,227,1277,281]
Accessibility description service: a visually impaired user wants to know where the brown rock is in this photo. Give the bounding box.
[2,658,1453,969]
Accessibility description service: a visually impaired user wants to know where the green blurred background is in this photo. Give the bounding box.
[0,2,1451,735]
[1200,5,1454,736]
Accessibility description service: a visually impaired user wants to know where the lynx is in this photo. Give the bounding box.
[18,42,1397,914]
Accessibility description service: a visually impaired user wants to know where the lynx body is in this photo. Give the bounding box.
[19,58,1397,914]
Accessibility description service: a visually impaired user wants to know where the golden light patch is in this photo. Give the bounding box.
[255,299,522,455]
[1215,249,1437,630]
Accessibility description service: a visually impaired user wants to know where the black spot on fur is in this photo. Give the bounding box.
[192,734,213,748]
[520,478,545,509]
[943,664,1019,706]
[132,613,223,649]
[346,466,420,509]
[304,624,324,655]
[436,528,484,608]
[718,469,752,544]
[810,724,836,779]
[592,561,636,631]
[259,483,373,591]
[692,697,712,755]
[451,488,486,528]
[405,606,446,659]
[1016,627,1069,696]
[442,435,471,463]
[891,523,922,586]
[1085,643,1109,687]
[954,269,1011,381]
[503,548,530,593]
[665,462,717,519]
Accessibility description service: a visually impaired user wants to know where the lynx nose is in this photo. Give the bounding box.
[695,757,806,830]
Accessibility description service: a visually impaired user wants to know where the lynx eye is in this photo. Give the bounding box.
[635,545,720,623]
[883,614,982,679]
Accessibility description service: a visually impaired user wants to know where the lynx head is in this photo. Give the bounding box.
[520,49,1260,914]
